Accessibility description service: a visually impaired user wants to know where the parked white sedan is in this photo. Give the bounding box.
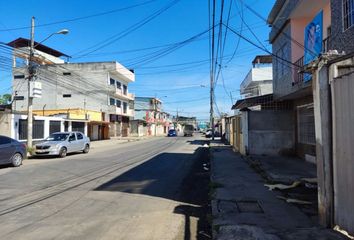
[34,132,90,158]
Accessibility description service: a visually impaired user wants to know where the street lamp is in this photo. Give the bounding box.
[27,16,69,149]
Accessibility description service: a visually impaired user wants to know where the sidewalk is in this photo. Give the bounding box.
[210,142,347,240]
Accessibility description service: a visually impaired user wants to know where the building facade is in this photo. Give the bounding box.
[134,97,171,136]
[9,38,135,140]
[267,0,333,159]
[240,55,273,98]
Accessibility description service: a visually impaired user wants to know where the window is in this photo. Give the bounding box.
[123,85,127,95]
[343,0,354,30]
[63,72,71,76]
[123,102,128,114]
[110,78,115,85]
[63,94,71,98]
[69,133,76,141]
[116,81,121,89]
[109,98,115,105]
[76,133,83,140]
[49,121,61,134]
[116,99,121,108]
[0,136,11,145]
[14,75,25,79]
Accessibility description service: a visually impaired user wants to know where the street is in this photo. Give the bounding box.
[0,136,211,240]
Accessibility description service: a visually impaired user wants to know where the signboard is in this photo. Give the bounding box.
[304,10,323,81]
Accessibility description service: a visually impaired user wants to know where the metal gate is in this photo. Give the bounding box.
[331,71,354,235]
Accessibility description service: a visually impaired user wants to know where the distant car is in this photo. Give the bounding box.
[167,129,177,137]
[0,135,26,167]
[34,132,90,158]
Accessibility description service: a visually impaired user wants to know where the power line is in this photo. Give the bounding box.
[73,0,182,58]
[0,0,157,32]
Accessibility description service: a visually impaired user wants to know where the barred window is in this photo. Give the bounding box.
[343,0,354,30]
[297,105,316,145]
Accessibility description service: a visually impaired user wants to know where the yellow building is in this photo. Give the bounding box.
[33,108,110,140]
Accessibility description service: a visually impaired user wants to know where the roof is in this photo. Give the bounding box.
[231,94,273,110]
[267,0,286,25]
[7,38,69,57]
[252,55,272,65]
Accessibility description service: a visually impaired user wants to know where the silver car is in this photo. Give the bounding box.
[34,132,90,158]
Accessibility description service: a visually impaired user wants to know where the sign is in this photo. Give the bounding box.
[304,11,323,81]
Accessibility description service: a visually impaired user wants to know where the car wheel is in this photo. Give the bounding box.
[83,144,90,154]
[11,153,23,167]
[59,147,67,158]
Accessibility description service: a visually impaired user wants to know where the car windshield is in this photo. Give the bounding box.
[169,130,175,133]
[46,133,69,141]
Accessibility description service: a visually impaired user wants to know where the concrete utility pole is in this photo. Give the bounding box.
[27,16,35,148]
[210,0,216,140]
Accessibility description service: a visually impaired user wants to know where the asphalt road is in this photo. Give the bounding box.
[0,135,209,240]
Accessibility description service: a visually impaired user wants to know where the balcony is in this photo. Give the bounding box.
[108,85,135,101]
[108,105,134,117]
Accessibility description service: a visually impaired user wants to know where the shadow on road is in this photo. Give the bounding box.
[94,140,211,239]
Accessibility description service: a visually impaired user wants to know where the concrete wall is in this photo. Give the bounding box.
[0,113,12,137]
[247,110,295,156]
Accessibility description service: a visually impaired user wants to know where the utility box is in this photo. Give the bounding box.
[29,81,42,98]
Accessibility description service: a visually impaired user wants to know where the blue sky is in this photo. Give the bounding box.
[0,0,275,121]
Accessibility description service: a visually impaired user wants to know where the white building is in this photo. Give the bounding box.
[8,38,135,140]
[240,55,273,98]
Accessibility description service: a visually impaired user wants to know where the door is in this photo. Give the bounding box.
[0,136,15,164]
[76,132,86,151]
[67,133,79,152]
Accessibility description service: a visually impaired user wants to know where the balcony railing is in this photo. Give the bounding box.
[292,56,304,85]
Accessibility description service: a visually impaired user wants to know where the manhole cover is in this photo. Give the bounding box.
[236,200,264,213]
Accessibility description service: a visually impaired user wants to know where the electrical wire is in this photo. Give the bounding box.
[73,0,182,58]
[0,0,157,32]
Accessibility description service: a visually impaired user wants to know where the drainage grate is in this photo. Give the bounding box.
[236,200,264,213]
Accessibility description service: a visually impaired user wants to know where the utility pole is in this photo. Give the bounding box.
[27,16,35,148]
[210,0,216,140]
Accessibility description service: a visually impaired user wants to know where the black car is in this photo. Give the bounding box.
[0,135,26,167]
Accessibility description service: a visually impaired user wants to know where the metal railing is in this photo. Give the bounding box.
[293,56,304,85]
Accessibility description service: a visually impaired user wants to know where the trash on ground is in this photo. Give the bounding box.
[277,196,312,205]
[264,181,301,191]
[300,177,317,183]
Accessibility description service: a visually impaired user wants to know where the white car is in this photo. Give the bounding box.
[34,132,90,158]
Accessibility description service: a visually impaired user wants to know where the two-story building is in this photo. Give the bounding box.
[9,38,135,140]
[267,0,333,160]
[134,97,171,136]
